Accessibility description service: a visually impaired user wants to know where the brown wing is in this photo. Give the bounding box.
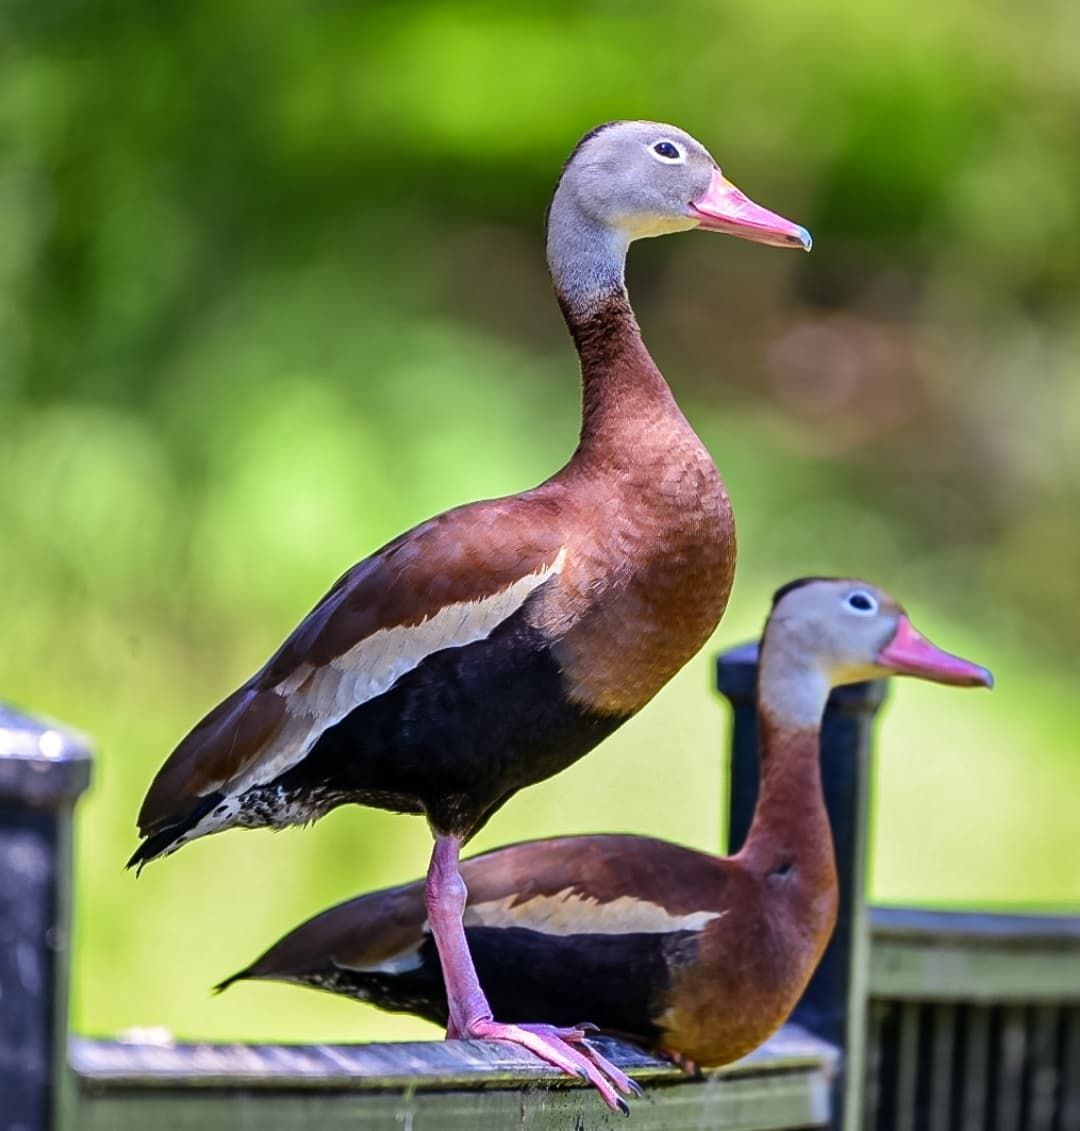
[137,493,569,836]
[232,835,733,985]
[459,834,734,926]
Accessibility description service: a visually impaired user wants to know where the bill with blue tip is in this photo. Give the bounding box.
[877,616,995,689]
[689,167,812,251]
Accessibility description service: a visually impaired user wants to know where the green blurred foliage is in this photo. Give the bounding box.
[1,0,1078,1045]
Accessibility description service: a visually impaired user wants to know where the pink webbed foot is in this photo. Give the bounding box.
[463,1018,642,1114]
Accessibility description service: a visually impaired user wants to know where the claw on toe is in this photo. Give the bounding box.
[461,1018,637,1114]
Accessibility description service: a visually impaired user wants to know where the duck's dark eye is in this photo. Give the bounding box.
[847,591,876,613]
[652,141,681,160]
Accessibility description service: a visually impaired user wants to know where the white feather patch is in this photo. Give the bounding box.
[464,888,726,937]
[341,943,425,976]
[228,548,567,796]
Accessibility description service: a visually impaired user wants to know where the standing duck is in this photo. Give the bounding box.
[218,579,992,1079]
[128,121,810,1110]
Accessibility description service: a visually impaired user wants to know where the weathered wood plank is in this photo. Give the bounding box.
[870,908,1080,1002]
[72,1076,827,1131]
[70,1027,836,1130]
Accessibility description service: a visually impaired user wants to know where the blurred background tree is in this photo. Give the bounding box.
[1,0,1077,1044]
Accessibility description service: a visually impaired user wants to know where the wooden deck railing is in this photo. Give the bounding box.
[2,647,1078,1130]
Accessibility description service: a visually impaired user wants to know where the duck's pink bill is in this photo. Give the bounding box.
[877,617,994,688]
[689,168,812,251]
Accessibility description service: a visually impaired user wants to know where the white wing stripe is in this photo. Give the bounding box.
[342,943,425,976]
[230,548,567,794]
[463,888,725,937]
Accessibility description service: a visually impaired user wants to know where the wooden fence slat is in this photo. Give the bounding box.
[70,1029,838,1130]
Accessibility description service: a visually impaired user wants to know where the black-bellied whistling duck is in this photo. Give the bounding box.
[218,579,992,1082]
[128,121,810,1110]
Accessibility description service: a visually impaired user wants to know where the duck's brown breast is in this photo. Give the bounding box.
[656,872,835,1066]
[534,424,734,718]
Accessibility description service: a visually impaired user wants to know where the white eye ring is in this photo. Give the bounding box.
[649,139,686,165]
[846,590,878,615]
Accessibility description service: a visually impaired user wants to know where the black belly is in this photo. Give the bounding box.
[267,610,629,837]
[293,925,692,1048]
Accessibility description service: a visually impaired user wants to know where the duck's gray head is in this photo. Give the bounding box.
[760,577,993,728]
[551,120,812,250]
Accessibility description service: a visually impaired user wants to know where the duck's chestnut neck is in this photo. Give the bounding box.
[547,189,682,459]
[742,649,833,869]
[739,714,836,897]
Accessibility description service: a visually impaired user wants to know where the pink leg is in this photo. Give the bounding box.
[425,834,640,1113]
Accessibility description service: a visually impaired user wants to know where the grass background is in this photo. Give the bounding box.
[1,0,1077,1044]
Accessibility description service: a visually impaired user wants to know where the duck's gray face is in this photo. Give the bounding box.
[769,579,995,689]
[562,121,812,250]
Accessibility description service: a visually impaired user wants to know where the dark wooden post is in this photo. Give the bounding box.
[0,705,92,1131]
[715,642,888,1131]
